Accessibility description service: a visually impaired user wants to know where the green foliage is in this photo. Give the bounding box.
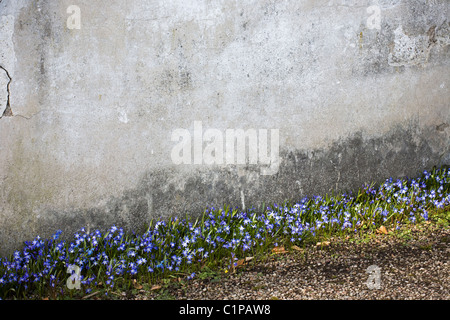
[0,167,448,299]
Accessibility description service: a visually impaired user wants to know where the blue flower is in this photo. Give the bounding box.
[342,220,352,229]
[52,230,63,240]
[187,272,196,280]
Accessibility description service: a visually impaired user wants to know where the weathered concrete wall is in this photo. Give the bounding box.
[0,0,449,255]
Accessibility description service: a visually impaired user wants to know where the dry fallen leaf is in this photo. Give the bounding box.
[316,241,330,247]
[291,245,303,252]
[151,285,162,291]
[236,259,246,267]
[132,280,143,290]
[234,256,254,267]
[272,246,288,254]
[377,225,388,234]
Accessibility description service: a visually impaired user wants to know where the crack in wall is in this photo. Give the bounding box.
[0,65,13,118]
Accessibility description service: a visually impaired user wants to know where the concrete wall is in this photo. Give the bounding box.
[0,0,449,255]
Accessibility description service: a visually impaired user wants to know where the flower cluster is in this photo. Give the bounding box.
[0,167,449,299]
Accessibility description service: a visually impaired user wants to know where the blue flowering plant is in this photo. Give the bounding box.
[0,167,449,299]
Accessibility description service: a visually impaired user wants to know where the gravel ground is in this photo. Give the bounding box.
[141,222,449,300]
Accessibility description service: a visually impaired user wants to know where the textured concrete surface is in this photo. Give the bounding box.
[0,0,449,255]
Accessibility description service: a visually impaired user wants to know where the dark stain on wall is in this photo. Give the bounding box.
[27,122,448,254]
